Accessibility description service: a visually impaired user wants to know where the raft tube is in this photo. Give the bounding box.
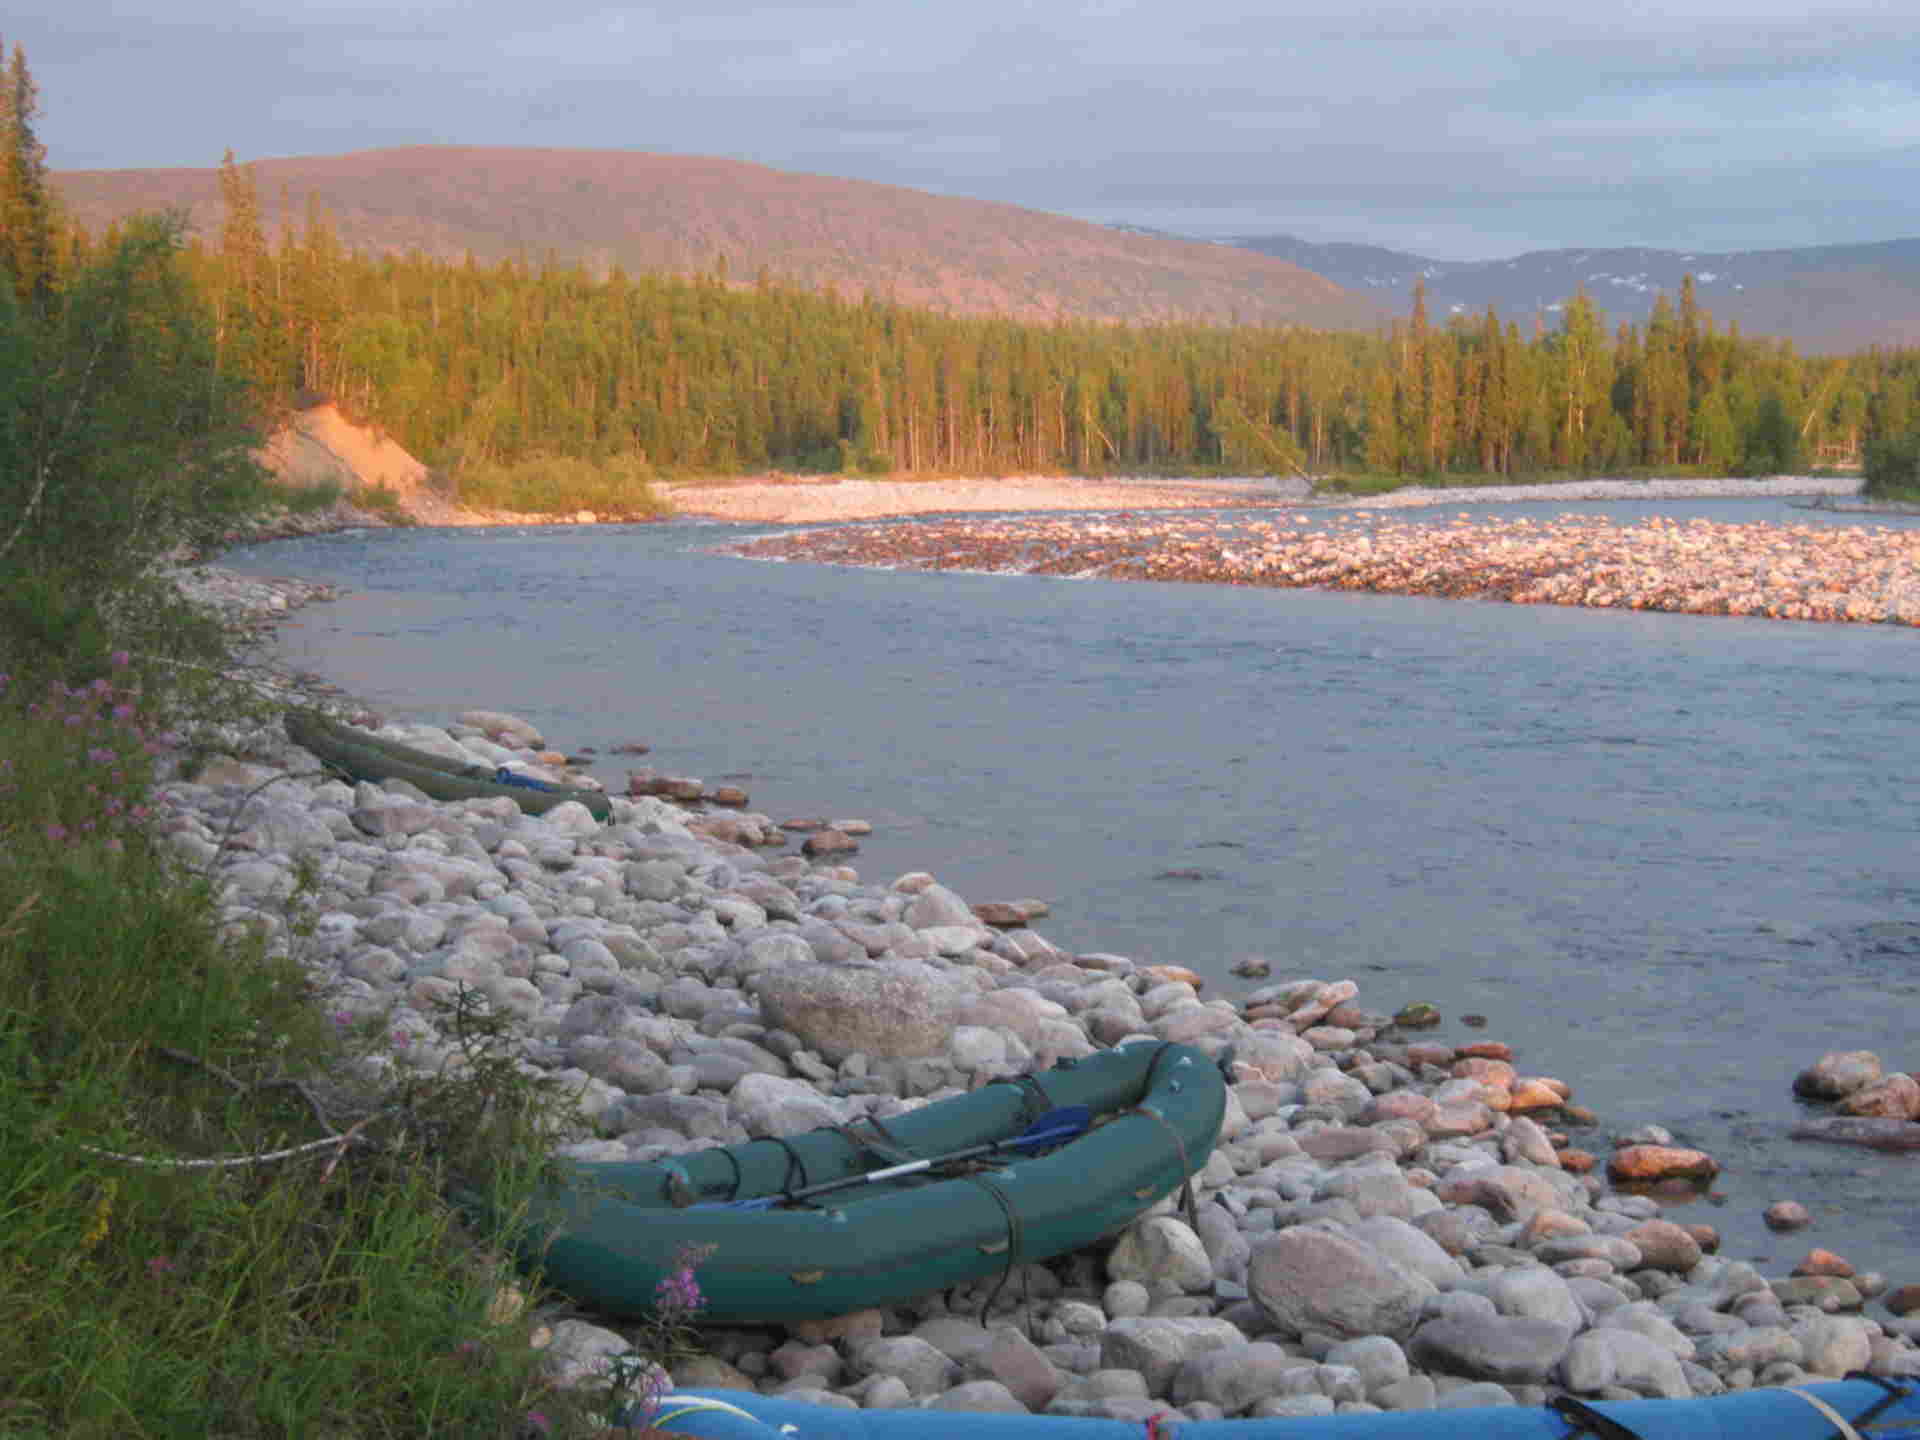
[642,1378,1920,1439]
[513,1041,1227,1325]
[285,710,613,821]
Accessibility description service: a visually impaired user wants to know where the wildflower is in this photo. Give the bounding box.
[112,703,135,722]
[44,823,67,844]
[146,1255,178,1279]
[110,650,129,668]
[90,676,112,696]
[64,713,83,728]
[522,1412,550,1435]
[628,1367,670,1427]
[333,1010,352,1027]
[88,747,116,766]
[654,1264,704,1317]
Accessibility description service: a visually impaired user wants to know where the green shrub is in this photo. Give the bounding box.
[1862,427,1920,500]
[0,670,614,1436]
[353,481,417,525]
[265,478,346,515]
[452,453,668,517]
[0,218,267,590]
[1,217,270,695]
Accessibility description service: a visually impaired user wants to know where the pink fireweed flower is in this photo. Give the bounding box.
[112,703,135,722]
[88,747,115,765]
[44,823,67,843]
[110,650,129,669]
[654,1266,704,1316]
[146,1255,178,1278]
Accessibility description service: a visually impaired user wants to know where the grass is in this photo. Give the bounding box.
[262,479,348,516]
[0,659,634,1438]
[451,455,670,519]
[350,482,419,526]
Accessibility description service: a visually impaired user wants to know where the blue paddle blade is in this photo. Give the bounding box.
[1009,1105,1092,1149]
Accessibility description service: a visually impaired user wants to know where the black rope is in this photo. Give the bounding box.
[821,1117,916,1167]
[961,1170,1026,1330]
[1124,1101,1198,1229]
[762,1135,810,1201]
[1546,1395,1647,1440]
[1840,1372,1912,1428]
[1008,1070,1056,1126]
[711,1144,743,1202]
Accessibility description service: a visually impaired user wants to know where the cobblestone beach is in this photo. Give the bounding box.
[176,484,1918,1422]
[722,494,1920,626]
[145,559,1917,1423]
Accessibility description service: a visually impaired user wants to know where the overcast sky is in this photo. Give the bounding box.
[14,1,1920,260]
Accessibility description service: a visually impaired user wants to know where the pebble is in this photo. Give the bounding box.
[1765,1201,1814,1232]
[721,503,1920,627]
[162,562,1920,1423]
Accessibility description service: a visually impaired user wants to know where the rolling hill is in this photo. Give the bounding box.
[52,146,1386,331]
[1226,233,1920,352]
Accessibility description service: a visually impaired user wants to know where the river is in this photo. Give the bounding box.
[229,495,1920,1287]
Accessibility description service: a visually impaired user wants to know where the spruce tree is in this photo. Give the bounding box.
[0,41,55,305]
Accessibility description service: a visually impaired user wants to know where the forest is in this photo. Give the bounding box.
[13,81,1920,495]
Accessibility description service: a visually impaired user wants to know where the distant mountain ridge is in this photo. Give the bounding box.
[51,146,1385,331]
[1224,233,1920,352]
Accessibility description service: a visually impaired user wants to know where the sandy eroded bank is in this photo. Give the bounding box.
[661,475,1289,523]
[664,474,1862,525]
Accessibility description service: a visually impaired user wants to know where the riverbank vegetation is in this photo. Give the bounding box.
[0,49,616,1435]
[1863,428,1920,501]
[22,132,1920,516]
[174,155,1920,504]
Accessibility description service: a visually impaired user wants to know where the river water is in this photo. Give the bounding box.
[230,496,1920,1286]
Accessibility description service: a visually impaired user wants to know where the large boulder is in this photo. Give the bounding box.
[1407,1314,1576,1385]
[1099,1316,1247,1395]
[752,961,961,1063]
[1107,1216,1214,1295]
[1793,1050,1883,1100]
[1248,1224,1436,1340]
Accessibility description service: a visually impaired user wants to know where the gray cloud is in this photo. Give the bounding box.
[16,0,1920,259]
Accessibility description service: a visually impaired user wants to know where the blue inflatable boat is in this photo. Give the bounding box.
[639,1377,1919,1439]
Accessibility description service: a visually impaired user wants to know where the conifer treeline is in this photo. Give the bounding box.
[0,37,64,306]
[99,152,1920,480]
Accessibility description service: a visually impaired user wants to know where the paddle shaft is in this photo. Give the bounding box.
[719,1106,1091,1210]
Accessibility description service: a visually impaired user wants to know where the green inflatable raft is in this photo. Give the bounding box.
[286,710,612,822]
[513,1041,1229,1324]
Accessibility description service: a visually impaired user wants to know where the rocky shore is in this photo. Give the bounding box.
[152,580,1919,1422]
[723,501,1920,626]
[178,478,1920,1423]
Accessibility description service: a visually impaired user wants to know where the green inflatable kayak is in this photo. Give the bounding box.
[285,710,613,822]
[514,1041,1228,1324]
